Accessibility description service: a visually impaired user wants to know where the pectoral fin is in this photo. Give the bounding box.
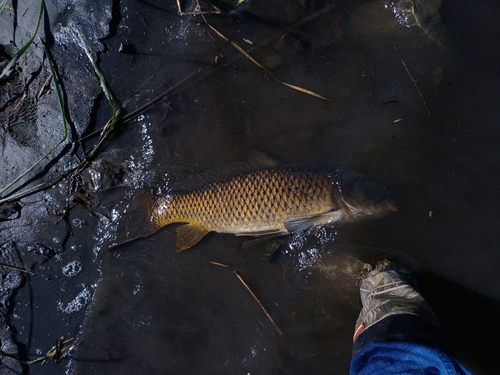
[284,210,343,234]
[175,224,210,252]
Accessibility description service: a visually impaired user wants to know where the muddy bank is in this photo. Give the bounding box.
[1,0,111,372]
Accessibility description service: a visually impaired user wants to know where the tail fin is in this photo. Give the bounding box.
[96,187,161,249]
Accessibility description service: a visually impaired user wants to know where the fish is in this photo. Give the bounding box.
[117,166,396,252]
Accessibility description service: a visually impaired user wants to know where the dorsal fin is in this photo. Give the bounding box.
[244,151,280,169]
[179,151,280,190]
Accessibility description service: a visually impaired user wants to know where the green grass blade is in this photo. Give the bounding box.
[0,168,75,204]
[0,4,121,204]
[75,29,117,159]
[0,0,9,14]
[0,0,45,80]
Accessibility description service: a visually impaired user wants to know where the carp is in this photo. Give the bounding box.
[135,166,396,251]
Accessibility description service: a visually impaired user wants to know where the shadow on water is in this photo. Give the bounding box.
[417,272,500,375]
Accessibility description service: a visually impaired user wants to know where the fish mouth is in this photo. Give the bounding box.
[333,171,396,221]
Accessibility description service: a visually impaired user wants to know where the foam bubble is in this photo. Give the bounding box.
[298,248,321,271]
[58,286,92,314]
[72,218,85,229]
[62,261,83,277]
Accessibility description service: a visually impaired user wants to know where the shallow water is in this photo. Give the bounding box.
[10,0,500,374]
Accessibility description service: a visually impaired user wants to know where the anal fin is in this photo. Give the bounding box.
[175,223,210,252]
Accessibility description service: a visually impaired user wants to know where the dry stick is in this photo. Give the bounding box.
[121,69,205,124]
[74,64,210,166]
[401,60,432,116]
[209,261,229,267]
[0,262,33,274]
[202,15,330,101]
[234,271,283,335]
[26,338,77,364]
[0,338,77,365]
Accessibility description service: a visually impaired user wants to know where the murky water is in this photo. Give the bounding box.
[10,0,500,374]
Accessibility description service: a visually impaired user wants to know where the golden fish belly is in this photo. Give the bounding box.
[153,168,337,235]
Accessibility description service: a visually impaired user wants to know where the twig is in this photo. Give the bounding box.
[120,67,207,124]
[0,337,78,365]
[209,261,228,267]
[0,262,33,274]
[26,337,78,364]
[38,73,53,98]
[234,271,282,335]
[401,60,431,116]
[202,15,330,101]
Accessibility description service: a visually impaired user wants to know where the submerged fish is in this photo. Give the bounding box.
[133,166,396,252]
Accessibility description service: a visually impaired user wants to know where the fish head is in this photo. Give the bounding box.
[332,171,397,222]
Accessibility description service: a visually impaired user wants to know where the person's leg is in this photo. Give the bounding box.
[350,260,473,375]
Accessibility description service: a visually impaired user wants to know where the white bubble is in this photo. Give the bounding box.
[288,232,306,251]
[298,248,321,271]
[314,227,337,248]
[58,286,92,314]
[72,218,85,228]
[62,261,83,277]
[132,284,141,295]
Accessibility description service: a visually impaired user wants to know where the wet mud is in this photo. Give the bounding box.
[1,0,500,374]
